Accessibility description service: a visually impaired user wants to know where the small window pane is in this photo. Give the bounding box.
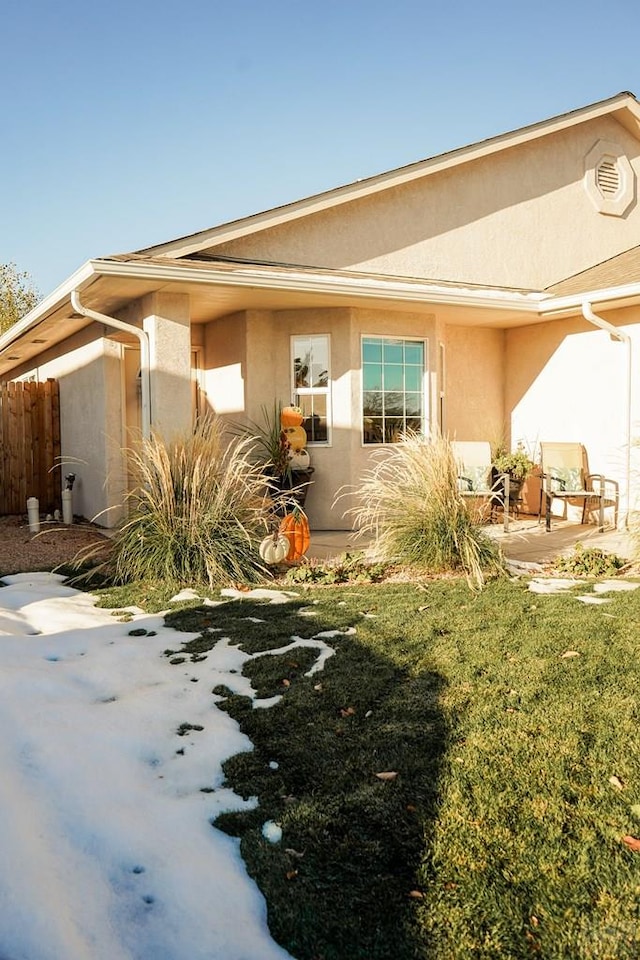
[404,343,423,365]
[299,394,328,442]
[404,366,422,393]
[383,341,403,364]
[384,365,403,392]
[363,338,382,363]
[384,418,404,443]
[364,417,383,443]
[312,364,328,388]
[294,341,312,389]
[363,364,382,391]
[384,393,404,416]
[363,391,382,416]
[405,393,423,417]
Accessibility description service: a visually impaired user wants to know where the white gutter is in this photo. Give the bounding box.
[94,257,543,313]
[539,282,640,316]
[70,290,151,441]
[581,301,632,526]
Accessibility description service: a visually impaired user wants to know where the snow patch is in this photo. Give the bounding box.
[593,580,640,593]
[0,575,306,960]
[528,578,582,594]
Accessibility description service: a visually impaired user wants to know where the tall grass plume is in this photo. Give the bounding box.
[342,433,506,589]
[110,417,272,586]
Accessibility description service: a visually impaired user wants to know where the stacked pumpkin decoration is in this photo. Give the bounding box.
[280,405,310,472]
[258,404,313,565]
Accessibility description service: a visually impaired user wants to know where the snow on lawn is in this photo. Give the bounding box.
[0,573,339,960]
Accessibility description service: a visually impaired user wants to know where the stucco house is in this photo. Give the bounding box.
[2,90,640,530]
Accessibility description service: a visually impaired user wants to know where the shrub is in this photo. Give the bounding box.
[341,433,506,589]
[553,542,627,577]
[284,551,388,585]
[109,416,272,586]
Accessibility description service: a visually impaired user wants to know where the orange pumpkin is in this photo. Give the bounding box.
[280,405,304,428]
[279,509,311,562]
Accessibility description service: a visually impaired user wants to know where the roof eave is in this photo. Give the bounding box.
[0,261,97,352]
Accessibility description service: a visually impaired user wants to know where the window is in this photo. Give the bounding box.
[291,334,330,443]
[362,336,426,443]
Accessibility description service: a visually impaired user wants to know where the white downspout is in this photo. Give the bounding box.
[581,301,632,527]
[71,290,151,441]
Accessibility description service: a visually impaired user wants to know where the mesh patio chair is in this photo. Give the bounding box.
[539,442,619,532]
[451,441,509,531]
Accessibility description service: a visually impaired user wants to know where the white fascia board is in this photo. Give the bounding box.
[139,95,640,259]
[0,261,96,351]
[93,257,543,313]
[538,282,640,316]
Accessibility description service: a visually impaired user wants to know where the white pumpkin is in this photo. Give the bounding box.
[288,448,311,472]
[259,533,290,565]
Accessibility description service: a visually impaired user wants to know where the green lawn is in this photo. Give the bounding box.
[97,575,640,959]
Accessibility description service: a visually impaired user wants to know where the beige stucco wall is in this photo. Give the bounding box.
[7,327,127,527]
[141,292,192,440]
[202,311,248,419]
[444,325,505,445]
[209,115,640,290]
[505,306,640,520]
[203,305,438,529]
[3,291,196,529]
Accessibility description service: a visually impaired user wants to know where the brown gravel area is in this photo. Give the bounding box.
[0,515,113,577]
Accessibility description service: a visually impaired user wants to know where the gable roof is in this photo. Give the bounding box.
[133,91,640,261]
[545,245,640,297]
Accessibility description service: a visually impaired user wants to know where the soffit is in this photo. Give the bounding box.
[94,255,542,326]
[0,257,544,377]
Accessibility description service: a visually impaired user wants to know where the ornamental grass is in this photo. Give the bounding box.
[110,416,272,586]
[344,432,506,589]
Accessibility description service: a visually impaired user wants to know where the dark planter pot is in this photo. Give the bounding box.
[270,468,315,515]
[491,469,524,506]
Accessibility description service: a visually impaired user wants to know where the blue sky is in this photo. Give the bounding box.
[3,0,640,295]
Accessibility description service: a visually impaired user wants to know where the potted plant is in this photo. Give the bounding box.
[238,402,314,512]
[492,443,535,506]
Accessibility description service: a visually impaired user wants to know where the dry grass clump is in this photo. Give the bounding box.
[343,433,506,589]
[110,417,272,586]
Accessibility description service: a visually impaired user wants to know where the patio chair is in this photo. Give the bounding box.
[451,441,509,531]
[539,442,619,532]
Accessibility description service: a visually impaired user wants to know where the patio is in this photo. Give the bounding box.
[308,519,636,567]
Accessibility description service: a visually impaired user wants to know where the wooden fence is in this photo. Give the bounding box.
[0,379,61,515]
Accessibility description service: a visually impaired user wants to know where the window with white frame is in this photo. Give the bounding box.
[362,336,426,443]
[291,334,330,443]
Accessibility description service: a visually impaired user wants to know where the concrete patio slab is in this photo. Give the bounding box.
[308,518,636,566]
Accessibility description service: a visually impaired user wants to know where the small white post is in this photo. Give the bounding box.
[27,497,40,533]
[62,489,73,525]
